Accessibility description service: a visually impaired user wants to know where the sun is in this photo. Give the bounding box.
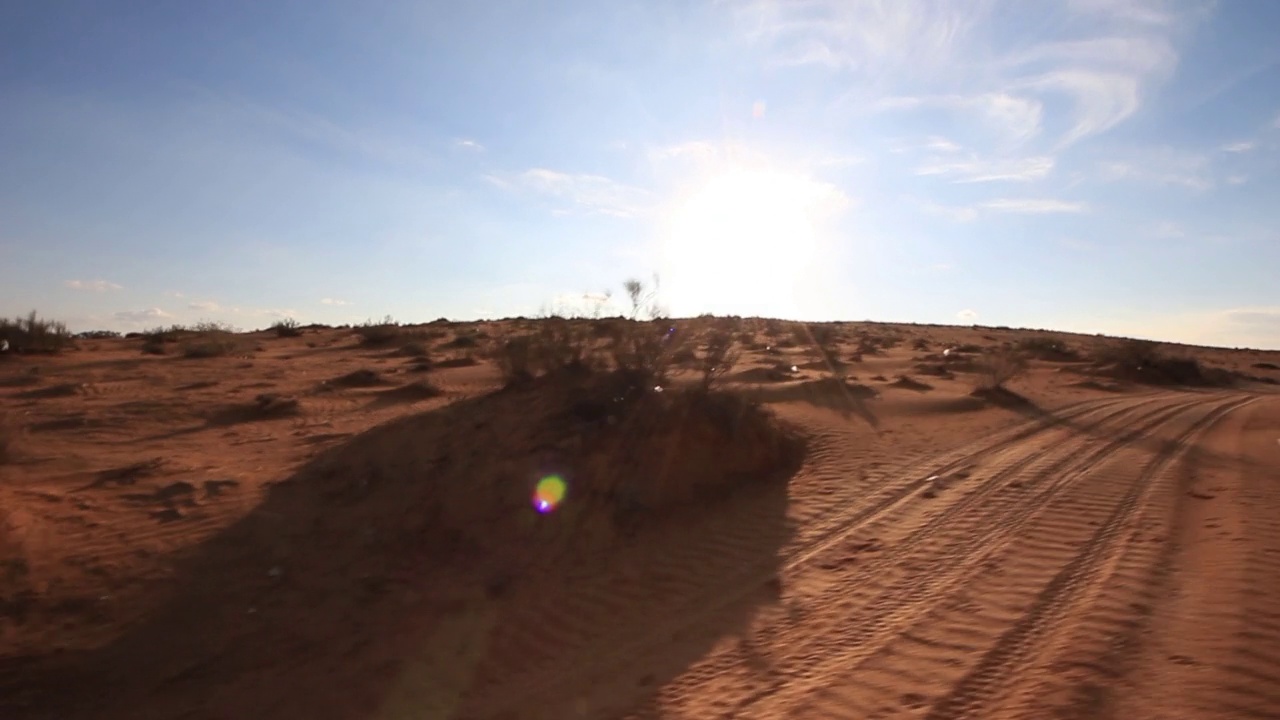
[660,168,837,318]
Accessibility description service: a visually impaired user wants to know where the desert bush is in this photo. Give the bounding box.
[0,311,73,354]
[698,325,741,391]
[180,321,242,358]
[493,336,537,385]
[354,316,404,346]
[975,349,1028,390]
[1017,336,1080,361]
[271,318,303,338]
[76,330,121,340]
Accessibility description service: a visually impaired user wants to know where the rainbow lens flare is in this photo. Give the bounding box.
[533,475,567,514]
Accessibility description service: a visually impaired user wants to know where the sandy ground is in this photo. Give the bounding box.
[1,320,1279,719]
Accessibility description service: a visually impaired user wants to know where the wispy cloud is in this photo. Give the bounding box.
[1221,141,1255,153]
[488,169,654,218]
[916,155,1055,183]
[735,0,990,75]
[114,308,172,323]
[981,198,1090,214]
[187,300,220,311]
[957,308,979,322]
[1097,147,1212,190]
[454,138,484,151]
[320,298,349,306]
[737,0,1202,150]
[65,279,122,291]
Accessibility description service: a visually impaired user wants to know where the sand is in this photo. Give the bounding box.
[1,320,1278,719]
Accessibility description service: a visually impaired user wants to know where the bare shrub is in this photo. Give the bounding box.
[0,311,73,354]
[1017,336,1080,361]
[354,316,404,346]
[271,318,303,338]
[181,322,242,358]
[698,325,741,391]
[493,335,536,385]
[975,349,1028,390]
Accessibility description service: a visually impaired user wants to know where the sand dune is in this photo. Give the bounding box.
[1,319,1278,719]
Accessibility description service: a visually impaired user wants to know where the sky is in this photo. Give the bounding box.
[2,0,1279,349]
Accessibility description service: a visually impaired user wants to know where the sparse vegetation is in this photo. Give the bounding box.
[697,324,741,391]
[1092,338,1221,386]
[0,311,73,354]
[1016,336,1081,361]
[354,316,405,346]
[974,349,1028,390]
[271,318,303,338]
[75,330,121,340]
[180,322,242,358]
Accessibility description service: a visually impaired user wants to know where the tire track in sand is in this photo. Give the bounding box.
[918,394,1256,720]
[651,396,1215,719]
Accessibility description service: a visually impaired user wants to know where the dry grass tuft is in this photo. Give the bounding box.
[0,311,73,354]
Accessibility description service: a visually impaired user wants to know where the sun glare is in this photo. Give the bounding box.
[661,169,839,318]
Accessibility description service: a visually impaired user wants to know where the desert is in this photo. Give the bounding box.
[2,310,1279,719]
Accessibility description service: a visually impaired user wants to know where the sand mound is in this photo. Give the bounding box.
[273,371,805,569]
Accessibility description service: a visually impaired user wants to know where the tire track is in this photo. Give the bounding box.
[922,394,1255,720]
[471,396,1177,718]
[463,396,1169,717]
[689,397,1213,719]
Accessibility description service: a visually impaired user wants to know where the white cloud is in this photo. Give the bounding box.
[454,138,484,151]
[1221,141,1255,153]
[957,309,979,321]
[114,308,173,323]
[916,155,1055,183]
[923,136,963,153]
[735,0,990,75]
[164,290,185,298]
[737,0,1202,149]
[320,298,349,306]
[187,300,219,311]
[489,168,655,218]
[1227,174,1248,186]
[981,198,1090,214]
[65,279,122,291]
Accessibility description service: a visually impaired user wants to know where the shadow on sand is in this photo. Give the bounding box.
[2,379,803,720]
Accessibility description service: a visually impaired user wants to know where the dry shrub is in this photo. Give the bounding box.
[181,322,243,358]
[698,325,741,391]
[1017,336,1080,361]
[975,349,1028,390]
[354,316,404,346]
[271,318,303,338]
[0,311,73,354]
[1092,339,1217,386]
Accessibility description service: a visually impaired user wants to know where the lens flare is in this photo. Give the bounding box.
[533,475,567,514]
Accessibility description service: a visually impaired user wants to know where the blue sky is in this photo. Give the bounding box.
[2,1,1279,348]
